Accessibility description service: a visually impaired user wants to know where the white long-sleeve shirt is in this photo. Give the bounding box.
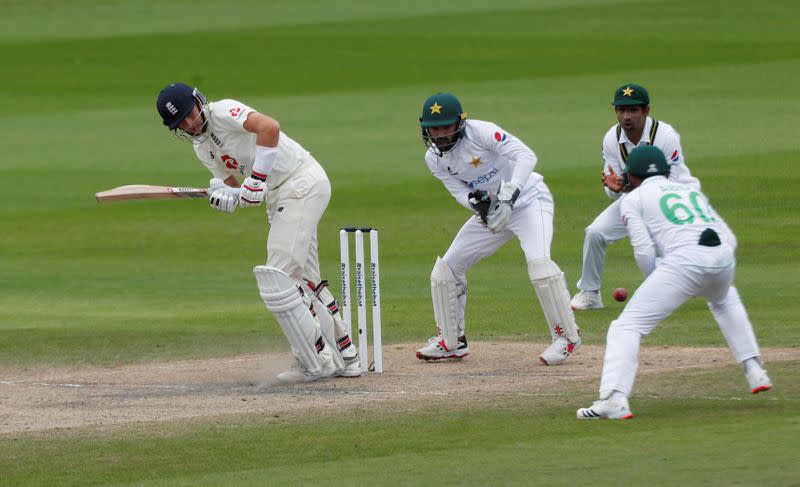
[425,119,546,210]
[602,117,699,200]
[192,99,310,189]
[621,176,737,276]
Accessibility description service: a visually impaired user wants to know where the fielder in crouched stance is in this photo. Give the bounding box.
[416,93,581,365]
[571,84,699,311]
[577,146,772,420]
[156,82,359,382]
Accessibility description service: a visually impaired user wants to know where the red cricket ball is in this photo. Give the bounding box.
[613,288,628,302]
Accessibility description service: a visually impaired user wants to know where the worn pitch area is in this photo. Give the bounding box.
[2,342,797,434]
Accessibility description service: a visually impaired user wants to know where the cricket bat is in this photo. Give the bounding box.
[95,185,208,203]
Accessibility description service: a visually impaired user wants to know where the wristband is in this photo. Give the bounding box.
[251,145,278,181]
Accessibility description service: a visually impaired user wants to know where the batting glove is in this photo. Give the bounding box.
[208,178,239,213]
[239,175,266,207]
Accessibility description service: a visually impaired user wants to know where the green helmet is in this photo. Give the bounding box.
[420,93,465,127]
[420,93,467,155]
[625,145,669,177]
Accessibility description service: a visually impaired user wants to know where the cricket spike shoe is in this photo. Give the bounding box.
[416,335,469,361]
[746,368,773,394]
[576,399,634,420]
[570,290,603,311]
[276,346,337,384]
[539,335,581,365]
[336,353,363,378]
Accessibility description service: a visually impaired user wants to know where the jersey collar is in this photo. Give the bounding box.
[619,117,654,146]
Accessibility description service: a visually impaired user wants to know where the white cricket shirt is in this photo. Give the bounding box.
[621,176,736,275]
[425,119,546,210]
[602,117,699,200]
[192,99,310,189]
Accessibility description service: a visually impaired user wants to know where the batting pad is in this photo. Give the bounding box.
[254,266,323,374]
[527,258,580,343]
[311,298,345,372]
[430,257,460,351]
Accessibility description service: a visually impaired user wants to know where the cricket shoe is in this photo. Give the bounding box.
[576,399,634,420]
[570,290,603,311]
[746,368,773,394]
[416,335,469,361]
[539,336,581,365]
[276,362,336,384]
[335,354,363,378]
[276,348,337,384]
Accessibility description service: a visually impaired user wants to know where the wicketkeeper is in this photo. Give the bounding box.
[416,93,581,365]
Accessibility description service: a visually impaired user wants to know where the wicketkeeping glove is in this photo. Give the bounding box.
[486,181,520,233]
[468,189,493,226]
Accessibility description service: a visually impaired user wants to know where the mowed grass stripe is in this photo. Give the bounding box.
[4,3,800,108]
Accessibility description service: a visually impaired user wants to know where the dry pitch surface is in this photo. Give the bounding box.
[2,342,798,434]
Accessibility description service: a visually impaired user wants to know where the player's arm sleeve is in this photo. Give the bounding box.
[212,99,255,131]
[475,122,537,188]
[661,129,683,168]
[660,128,700,188]
[621,194,657,277]
[602,134,624,201]
[425,155,472,210]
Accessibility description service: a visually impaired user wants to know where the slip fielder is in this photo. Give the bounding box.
[571,84,700,310]
[576,146,772,420]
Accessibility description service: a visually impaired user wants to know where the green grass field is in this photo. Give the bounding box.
[1,0,799,485]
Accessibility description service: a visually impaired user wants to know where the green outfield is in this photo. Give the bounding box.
[1,0,799,485]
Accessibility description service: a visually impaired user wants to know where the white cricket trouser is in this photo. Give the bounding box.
[441,189,554,335]
[265,156,330,286]
[577,198,627,291]
[598,245,762,398]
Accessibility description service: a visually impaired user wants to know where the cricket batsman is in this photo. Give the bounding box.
[415,93,581,365]
[571,84,700,310]
[156,82,360,382]
[576,146,772,420]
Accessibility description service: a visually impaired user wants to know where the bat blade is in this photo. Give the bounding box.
[95,185,208,202]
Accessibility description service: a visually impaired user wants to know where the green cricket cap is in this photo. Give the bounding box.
[612,83,650,106]
[626,145,669,176]
[420,93,465,127]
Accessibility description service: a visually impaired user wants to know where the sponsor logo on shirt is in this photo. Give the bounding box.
[221,154,238,169]
[229,107,242,117]
[670,150,680,162]
[494,131,507,142]
[446,166,459,176]
[210,132,222,146]
[467,167,499,188]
